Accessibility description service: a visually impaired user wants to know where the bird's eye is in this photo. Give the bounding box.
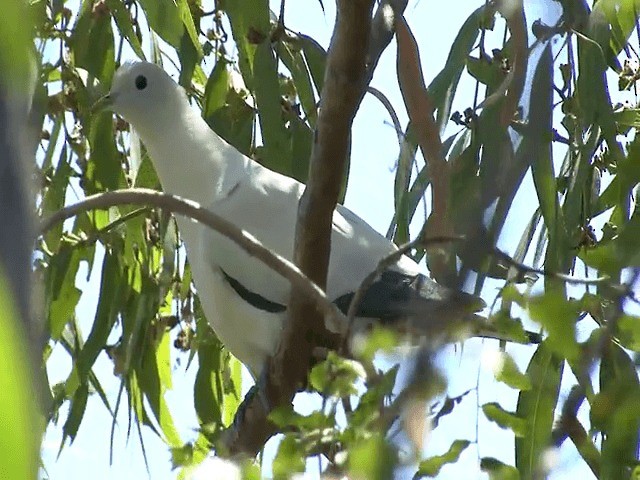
[135,75,147,90]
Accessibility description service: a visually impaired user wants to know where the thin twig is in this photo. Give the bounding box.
[39,188,346,330]
[367,86,403,147]
[492,249,609,285]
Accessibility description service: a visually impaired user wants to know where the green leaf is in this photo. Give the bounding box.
[223,357,242,427]
[106,0,145,59]
[205,88,255,157]
[581,212,640,273]
[614,314,640,352]
[393,123,416,244]
[595,0,640,57]
[0,267,38,480]
[526,292,580,362]
[613,108,640,129]
[137,0,184,50]
[595,342,640,479]
[494,352,532,391]
[194,332,223,427]
[357,325,400,362]
[489,311,531,345]
[576,9,624,159]
[41,146,71,252]
[86,110,125,194]
[482,403,527,437]
[0,0,33,90]
[176,0,203,57]
[300,34,326,93]
[224,0,270,90]
[416,440,470,477]
[61,382,89,446]
[133,153,161,190]
[138,328,182,447]
[70,0,115,83]
[277,40,317,125]
[481,457,520,480]
[46,241,83,340]
[515,341,563,478]
[289,115,313,184]
[348,434,396,480]
[272,436,305,477]
[432,389,474,429]
[269,407,334,432]
[309,351,366,397]
[74,251,123,387]
[203,59,231,118]
[428,5,485,132]
[253,41,291,174]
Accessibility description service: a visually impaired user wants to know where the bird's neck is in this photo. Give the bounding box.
[135,102,248,207]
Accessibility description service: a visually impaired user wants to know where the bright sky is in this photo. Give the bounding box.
[40,1,601,479]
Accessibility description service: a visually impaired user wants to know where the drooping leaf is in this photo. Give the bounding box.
[73,251,124,390]
[253,41,291,174]
[86,110,125,195]
[202,59,231,119]
[416,440,470,477]
[300,34,327,93]
[481,457,520,480]
[223,0,271,90]
[515,342,563,478]
[595,342,640,479]
[428,5,486,132]
[176,0,203,58]
[526,292,580,362]
[494,352,532,391]
[137,0,185,51]
[482,402,527,437]
[61,382,89,446]
[277,39,318,125]
[70,0,115,83]
[194,328,223,427]
[41,146,71,252]
[106,0,145,59]
[46,240,83,340]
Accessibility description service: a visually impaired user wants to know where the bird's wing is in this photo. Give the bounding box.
[204,162,484,326]
[202,163,414,307]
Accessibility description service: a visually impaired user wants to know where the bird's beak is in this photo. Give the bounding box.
[91,94,113,114]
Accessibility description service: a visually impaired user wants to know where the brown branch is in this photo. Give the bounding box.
[366,0,409,80]
[223,0,376,457]
[395,15,453,280]
[38,189,345,331]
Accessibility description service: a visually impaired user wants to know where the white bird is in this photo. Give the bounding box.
[99,62,484,378]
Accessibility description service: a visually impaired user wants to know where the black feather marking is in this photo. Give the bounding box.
[333,271,483,322]
[221,269,287,313]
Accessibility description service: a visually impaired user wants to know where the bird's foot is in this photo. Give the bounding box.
[232,367,272,430]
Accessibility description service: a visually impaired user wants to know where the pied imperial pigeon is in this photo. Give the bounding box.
[98,62,484,378]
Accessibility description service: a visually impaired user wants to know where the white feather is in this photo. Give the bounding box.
[107,62,434,376]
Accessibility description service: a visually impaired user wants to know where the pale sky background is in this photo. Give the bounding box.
[40,1,611,479]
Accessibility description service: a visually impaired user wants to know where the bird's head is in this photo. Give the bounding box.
[93,62,184,128]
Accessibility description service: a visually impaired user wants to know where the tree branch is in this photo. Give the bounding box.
[224,0,378,457]
[39,189,346,332]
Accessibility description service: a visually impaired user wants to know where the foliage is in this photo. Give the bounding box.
[0,266,39,480]
[4,0,640,478]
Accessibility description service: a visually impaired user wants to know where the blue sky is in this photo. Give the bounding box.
[40,1,607,479]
